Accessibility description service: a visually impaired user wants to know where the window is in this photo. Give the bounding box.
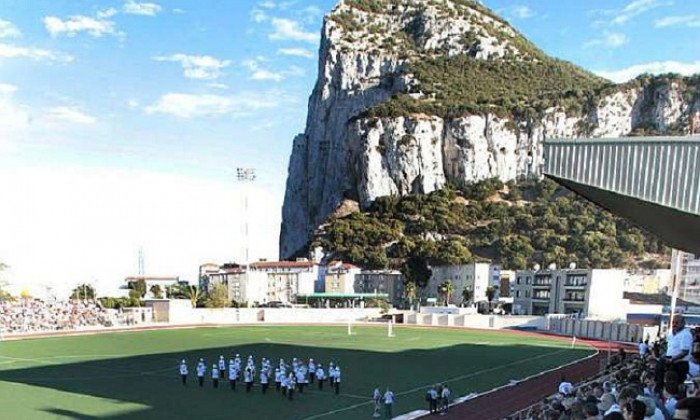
[526,277,531,285]
[516,290,520,298]
[565,275,588,287]
[517,277,521,285]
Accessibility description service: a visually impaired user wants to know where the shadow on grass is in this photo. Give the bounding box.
[0,337,592,420]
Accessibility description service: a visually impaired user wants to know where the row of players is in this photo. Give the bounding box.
[178,354,342,398]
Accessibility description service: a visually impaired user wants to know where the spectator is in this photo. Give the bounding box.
[674,396,700,420]
[666,314,693,382]
[583,401,600,420]
[622,400,647,420]
[664,382,681,419]
[560,376,574,397]
[0,298,111,334]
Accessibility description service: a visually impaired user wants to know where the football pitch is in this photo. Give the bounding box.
[0,325,594,419]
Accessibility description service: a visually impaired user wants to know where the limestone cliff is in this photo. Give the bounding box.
[280,0,700,259]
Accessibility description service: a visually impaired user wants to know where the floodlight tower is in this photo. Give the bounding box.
[236,168,256,265]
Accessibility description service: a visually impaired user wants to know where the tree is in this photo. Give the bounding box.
[461,287,473,306]
[439,280,454,306]
[401,256,433,288]
[204,283,229,308]
[485,286,496,313]
[128,289,142,306]
[404,281,417,307]
[150,284,164,299]
[186,285,202,308]
[166,283,190,299]
[70,284,96,301]
[0,263,12,302]
[128,279,147,299]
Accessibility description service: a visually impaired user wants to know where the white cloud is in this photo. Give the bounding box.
[96,8,119,19]
[0,18,22,38]
[500,5,535,19]
[251,9,269,23]
[127,99,140,109]
[259,1,277,9]
[145,92,281,118]
[654,15,700,28]
[0,84,29,154]
[251,70,285,82]
[0,166,281,298]
[0,83,17,95]
[207,82,229,89]
[277,47,314,58]
[584,31,628,48]
[0,43,73,62]
[269,18,318,43]
[43,14,122,38]
[594,0,672,26]
[153,53,232,80]
[243,58,304,81]
[123,1,162,16]
[173,8,185,14]
[47,106,97,124]
[595,61,700,83]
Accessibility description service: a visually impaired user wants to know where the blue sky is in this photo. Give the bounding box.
[0,0,698,297]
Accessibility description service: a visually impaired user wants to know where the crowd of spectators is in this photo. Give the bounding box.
[0,299,113,334]
[517,315,700,420]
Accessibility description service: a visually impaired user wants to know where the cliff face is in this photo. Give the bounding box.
[279,0,699,259]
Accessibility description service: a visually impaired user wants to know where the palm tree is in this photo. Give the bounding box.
[186,285,201,308]
[485,286,496,313]
[462,287,473,306]
[404,281,417,308]
[439,280,453,306]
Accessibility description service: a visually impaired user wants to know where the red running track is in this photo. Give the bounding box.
[432,334,634,420]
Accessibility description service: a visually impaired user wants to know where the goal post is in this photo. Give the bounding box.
[387,319,394,337]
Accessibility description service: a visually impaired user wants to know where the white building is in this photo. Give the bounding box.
[677,252,700,304]
[512,268,627,320]
[323,261,361,294]
[198,259,318,306]
[355,270,405,304]
[423,263,499,305]
[249,259,318,304]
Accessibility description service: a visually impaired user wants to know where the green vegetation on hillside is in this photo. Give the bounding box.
[313,179,669,281]
[363,54,611,120]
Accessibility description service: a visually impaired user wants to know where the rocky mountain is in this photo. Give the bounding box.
[280,0,700,259]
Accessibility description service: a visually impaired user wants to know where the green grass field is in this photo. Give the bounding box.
[0,326,594,419]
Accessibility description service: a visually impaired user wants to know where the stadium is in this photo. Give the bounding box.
[0,310,631,420]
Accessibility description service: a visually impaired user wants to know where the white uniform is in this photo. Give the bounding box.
[196,362,206,386]
[179,361,188,385]
[212,364,220,388]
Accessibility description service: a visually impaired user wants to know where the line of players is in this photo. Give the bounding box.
[178,354,342,399]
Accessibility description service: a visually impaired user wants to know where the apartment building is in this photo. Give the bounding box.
[512,267,627,320]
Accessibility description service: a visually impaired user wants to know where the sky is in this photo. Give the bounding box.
[0,0,698,298]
